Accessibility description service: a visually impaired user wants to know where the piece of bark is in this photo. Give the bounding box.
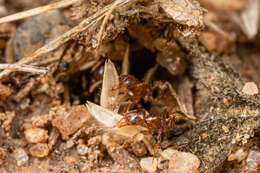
[172,34,260,172]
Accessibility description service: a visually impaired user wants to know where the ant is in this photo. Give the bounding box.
[117,75,152,103]
[118,109,188,133]
[116,108,190,155]
[113,75,191,153]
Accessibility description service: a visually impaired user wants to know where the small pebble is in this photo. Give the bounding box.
[29,143,49,158]
[77,144,89,156]
[13,148,29,166]
[25,128,48,143]
[140,157,158,173]
[161,148,200,173]
[242,82,258,95]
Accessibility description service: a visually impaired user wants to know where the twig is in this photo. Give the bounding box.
[0,0,80,24]
[0,0,137,79]
[0,64,47,74]
[96,0,122,57]
[121,44,130,75]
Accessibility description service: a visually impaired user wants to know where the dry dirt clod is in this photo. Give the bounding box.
[24,127,48,143]
[31,114,51,127]
[130,140,147,157]
[52,105,91,139]
[156,43,187,76]
[102,134,141,171]
[0,111,15,132]
[29,143,49,158]
[0,82,12,100]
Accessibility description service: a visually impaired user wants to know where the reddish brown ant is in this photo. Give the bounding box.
[117,75,152,103]
[118,109,189,133]
[116,108,190,154]
[113,75,193,153]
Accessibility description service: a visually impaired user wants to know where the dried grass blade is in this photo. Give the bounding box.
[0,0,80,24]
[121,44,130,75]
[0,64,47,74]
[96,0,122,57]
[0,0,136,79]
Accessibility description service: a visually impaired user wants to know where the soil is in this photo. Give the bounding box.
[0,0,260,173]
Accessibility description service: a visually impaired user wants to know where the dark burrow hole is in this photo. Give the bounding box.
[129,44,157,80]
[65,44,158,104]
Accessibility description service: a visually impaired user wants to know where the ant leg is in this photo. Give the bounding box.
[122,133,139,148]
[153,132,161,155]
[151,132,161,164]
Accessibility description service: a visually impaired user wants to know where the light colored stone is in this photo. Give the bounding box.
[161,148,200,173]
[25,128,48,143]
[140,157,158,173]
[77,144,88,156]
[242,82,258,95]
[13,148,29,166]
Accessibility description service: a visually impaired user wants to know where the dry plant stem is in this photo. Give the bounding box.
[204,19,229,38]
[143,64,158,84]
[0,0,137,79]
[121,44,130,75]
[166,82,196,120]
[96,0,122,57]
[0,0,80,24]
[0,64,47,74]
